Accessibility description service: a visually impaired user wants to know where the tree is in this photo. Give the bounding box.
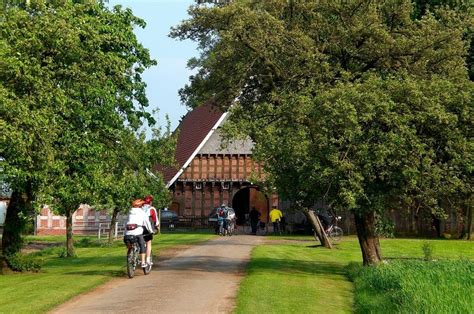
[413,0,474,239]
[1,1,158,258]
[172,0,473,265]
[96,126,176,244]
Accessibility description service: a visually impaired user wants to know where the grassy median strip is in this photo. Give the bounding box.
[0,232,215,313]
[235,237,473,314]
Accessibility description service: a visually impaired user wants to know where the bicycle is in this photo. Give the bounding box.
[326,216,343,242]
[124,235,152,278]
[256,220,266,235]
[226,218,236,236]
[218,218,235,236]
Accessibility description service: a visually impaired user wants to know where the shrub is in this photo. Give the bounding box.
[6,253,43,272]
[374,217,395,238]
[30,246,61,257]
[57,247,77,258]
[422,241,433,261]
[75,237,93,248]
[75,237,111,248]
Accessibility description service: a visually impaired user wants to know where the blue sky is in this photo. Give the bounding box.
[108,0,198,132]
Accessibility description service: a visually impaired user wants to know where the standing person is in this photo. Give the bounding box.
[124,199,152,268]
[269,205,283,235]
[249,207,261,235]
[316,208,331,233]
[142,195,159,265]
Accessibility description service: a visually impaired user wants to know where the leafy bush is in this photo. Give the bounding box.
[75,237,112,248]
[57,247,77,258]
[30,246,62,257]
[422,241,434,261]
[6,253,43,272]
[374,216,395,238]
[347,259,474,313]
[75,237,93,247]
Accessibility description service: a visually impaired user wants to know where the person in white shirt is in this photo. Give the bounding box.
[124,199,153,268]
[142,195,159,265]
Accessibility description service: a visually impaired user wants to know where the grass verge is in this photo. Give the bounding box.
[235,236,473,314]
[347,259,474,313]
[0,232,215,313]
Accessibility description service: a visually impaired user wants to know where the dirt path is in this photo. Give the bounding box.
[51,235,263,314]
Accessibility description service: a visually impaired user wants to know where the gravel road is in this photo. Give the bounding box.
[51,235,262,314]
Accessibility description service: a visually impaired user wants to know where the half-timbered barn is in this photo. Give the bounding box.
[160,103,278,226]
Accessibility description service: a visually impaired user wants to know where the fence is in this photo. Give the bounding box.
[97,222,126,240]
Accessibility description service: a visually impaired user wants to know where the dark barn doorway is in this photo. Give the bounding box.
[232,188,250,225]
[232,187,269,226]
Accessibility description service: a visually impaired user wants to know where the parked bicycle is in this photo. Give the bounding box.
[326,216,343,242]
[124,235,152,278]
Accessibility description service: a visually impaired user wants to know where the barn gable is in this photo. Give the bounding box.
[163,104,276,223]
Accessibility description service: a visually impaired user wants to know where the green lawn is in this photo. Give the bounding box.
[235,236,474,314]
[0,232,215,313]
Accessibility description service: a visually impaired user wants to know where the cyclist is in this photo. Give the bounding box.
[143,195,159,266]
[124,199,153,268]
[217,204,229,235]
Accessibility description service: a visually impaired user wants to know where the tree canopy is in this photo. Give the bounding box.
[172,0,474,264]
[1,0,174,258]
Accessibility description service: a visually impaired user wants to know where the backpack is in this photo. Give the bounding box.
[218,208,226,218]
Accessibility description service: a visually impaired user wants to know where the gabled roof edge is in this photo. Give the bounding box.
[166,111,229,188]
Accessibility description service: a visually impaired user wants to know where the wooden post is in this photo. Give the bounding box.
[307,210,333,249]
[157,209,161,235]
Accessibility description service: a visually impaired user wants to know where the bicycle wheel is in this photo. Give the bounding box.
[143,250,152,275]
[126,246,136,278]
[329,226,343,242]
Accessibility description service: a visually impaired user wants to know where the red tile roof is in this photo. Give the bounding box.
[157,103,224,184]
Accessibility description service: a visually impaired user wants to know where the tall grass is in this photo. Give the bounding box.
[347,259,474,313]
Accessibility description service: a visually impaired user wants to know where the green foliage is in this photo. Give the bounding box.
[0,0,175,258]
[6,252,43,272]
[347,259,474,313]
[422,241,434,260]
[75,237,93,248]
[57,247,76,258]
[375,216,395,238]
[173,0,474,263]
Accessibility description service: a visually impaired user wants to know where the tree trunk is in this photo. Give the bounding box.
[66,210,74,257]
[306,210,333,249]
[157,208,161,235]
[1,190,27,258]
[108,208,119,244]
[466,203,473,240]
[354,211,382,265]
